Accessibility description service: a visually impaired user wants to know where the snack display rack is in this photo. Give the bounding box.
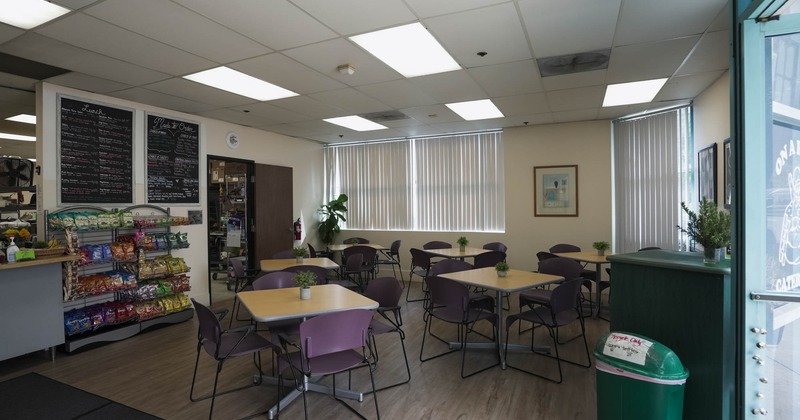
[46,204,193,353]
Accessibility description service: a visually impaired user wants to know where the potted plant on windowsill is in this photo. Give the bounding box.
[677,198,731,264]
[292,245,308,263]
[318,194,348,247]
[293,271,317,300]
[592,241,610,256]
[457,236,469,252]
[495,261,509,277]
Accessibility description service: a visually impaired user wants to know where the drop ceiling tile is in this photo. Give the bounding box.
[196,107,279,127]
[606,36,700,84]
[541,69,606,92]
[520,0,620,58]
[36,13,215,76]
[676,31,730,76]
[425,3,531,68]
[0,86,34,105]
[292,0,416,35]
[409,70,487,103]
[110,87,218,113]
[655,71,724,102]
[44,72,131,93]
[546,86,605,112]
[144,78,259,108]
[552,108,599,123]
[309,88,391,114]
[597,99,690,120]
[284,38,402,87]
[469,117,508,130]
[0,72,37,91]
[0,33,171,86]
[270,96,348,119]
[84,0,272,64]
[230,102,314,124]
[51,0,99,9]
[493,92,550,117]
[614,0,728,45]
[426,121,482,135]
[404,0,508,18]
[313,128,404,143]
[507,113,555,126]
[230,53,345,95]
[707,3,731,32]
[0,23,24,44]
[468,60,543,97]
[173,0,337,50]
[400,104,462,124]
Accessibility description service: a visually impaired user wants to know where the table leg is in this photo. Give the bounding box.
[258,372,366,419]
[593,263,602,318]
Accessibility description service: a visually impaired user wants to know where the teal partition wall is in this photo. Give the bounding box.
[607,250,734,420]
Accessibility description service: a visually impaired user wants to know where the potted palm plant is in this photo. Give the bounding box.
[318,194,348,246]
[677,198,731,264]
[495,261,509,277]
[292,245,308,263]
[293,271,317,300]
[457,236,469,252]
[592,241,610,256]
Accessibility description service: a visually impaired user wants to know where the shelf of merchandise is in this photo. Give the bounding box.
[47,204,193,353]
[0,185,37,240]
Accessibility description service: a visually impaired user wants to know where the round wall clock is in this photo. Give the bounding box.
[226,131,239,149]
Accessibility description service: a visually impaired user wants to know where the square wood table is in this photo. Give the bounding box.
[425,246,490,259]
[238,284,378,419]
[554,251,612,318]
[259,257,340,273]
[438,267,564,368]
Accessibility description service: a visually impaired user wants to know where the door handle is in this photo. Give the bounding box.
[750,291,800,302]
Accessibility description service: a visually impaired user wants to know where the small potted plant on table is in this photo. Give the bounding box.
[495,261,509,277]
[677,198,731,264]
[293,271,317,300]
[592,241,610,256]
[457,236,469,252]
[292,245,308,263]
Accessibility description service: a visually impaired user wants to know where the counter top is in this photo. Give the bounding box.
[607,249,730,275]
[0,254,80,271]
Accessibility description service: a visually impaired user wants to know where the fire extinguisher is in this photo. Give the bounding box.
[294,218,302,240]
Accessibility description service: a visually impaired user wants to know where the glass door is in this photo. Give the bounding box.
[741,4,800,417]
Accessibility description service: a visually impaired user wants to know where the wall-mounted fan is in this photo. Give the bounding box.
[0,158,34,187]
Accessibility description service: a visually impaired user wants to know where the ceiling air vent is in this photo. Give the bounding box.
[536,49,610,77]
[361,110,409,122]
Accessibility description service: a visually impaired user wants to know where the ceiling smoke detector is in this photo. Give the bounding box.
[337,64,355,75]
[536,49,610,77]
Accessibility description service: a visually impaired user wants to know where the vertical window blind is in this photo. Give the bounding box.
[324,131,504,232]
[612,107,692,252]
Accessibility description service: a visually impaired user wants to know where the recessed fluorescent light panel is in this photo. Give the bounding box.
[350,22,460,78]
[324,116,388,132]
[0,132,36,142]
[603,78,668,107]
[183,66,298,101]
[5,114,36,124]
[0,0,70,29]
[446,99,504,121]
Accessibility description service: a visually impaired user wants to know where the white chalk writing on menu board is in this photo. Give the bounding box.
[146,114,200,204]
[59,96,134,204]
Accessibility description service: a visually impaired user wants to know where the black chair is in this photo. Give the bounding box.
[343,237,370,244]
[419,276,499,378]
[504,279,592,384]
[189,298,280,420]
[272,249,294,259]
[423,241,451,250]
[281,265,329,285]
[549,244,596,310]
[482,242,508,253]
[406,248,432,302]
[364,277,410,392]
[376,240,404,284]
[340,252,366,291]
[473,250,509,309]
[343,245,378,289]
[518,257,584,339]
[228,257,264,327]
[426,259,494,314]
[307,243,318,258]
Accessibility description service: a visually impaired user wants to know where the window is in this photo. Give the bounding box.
[324,131,504,232]
[612,106,693,252]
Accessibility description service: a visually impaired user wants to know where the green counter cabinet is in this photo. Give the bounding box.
[606,250,733,420]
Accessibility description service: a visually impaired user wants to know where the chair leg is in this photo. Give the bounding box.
[460,318,500,378]
[367,330,411,393]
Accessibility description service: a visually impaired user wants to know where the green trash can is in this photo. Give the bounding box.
[595,332,689,420]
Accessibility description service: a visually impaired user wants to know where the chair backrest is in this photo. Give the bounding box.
[229,256,247,279]
[272,249,294,259]
[425,276,469,311]
[252,271,296,290]
[390,239,401,255]
[549,278,583,316]
[423,241,451,250]
[300,309,372,359]
[538,257,584,281]
[536,251,559,262]
[191,298,221,347]
[343,237,369,244]
[482,242,508,253]
[473,250,507,269]
[427,258,473,276]
[307,243,318,258]
[344,245,377,269]
[638,246,661,251]
[409,248,432,270]
[344,252,364,272]
[549,243,581,253]
[282,265,328,285]
[365,277,403,308]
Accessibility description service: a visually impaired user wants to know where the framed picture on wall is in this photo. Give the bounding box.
[698,143,717,203]
[723,138,732,209]
[534,165,578,217]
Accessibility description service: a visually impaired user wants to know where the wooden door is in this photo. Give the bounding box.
[253,163,293,262]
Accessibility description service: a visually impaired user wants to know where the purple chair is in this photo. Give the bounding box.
[473,250,506,268]
[427,259,494,314]
[406,248,432,302]
[278,309,379,419]
[228,257,264,327]
[504,279,591,384]
[343,237,370,244]
[364,277,410,392]
[281,265,329,285]
[253,271,301,339]
[419,276,499,378]
[339,252,366,291]
[548,244,596,310]
[189,298,280,420]
[518,257,585,342]
[423,241,451,249]
[482,242,508,253]
[343,245,377,289]
[376,240,403,284]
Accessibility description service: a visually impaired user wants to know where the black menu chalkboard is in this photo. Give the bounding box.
[59,96,134,204]
[146,114,199,204]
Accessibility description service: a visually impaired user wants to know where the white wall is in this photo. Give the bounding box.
[37,82,324,304]
[693,71,731,206]
[344,120,613,273]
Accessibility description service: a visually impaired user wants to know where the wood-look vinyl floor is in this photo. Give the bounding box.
[0,281,610,420]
